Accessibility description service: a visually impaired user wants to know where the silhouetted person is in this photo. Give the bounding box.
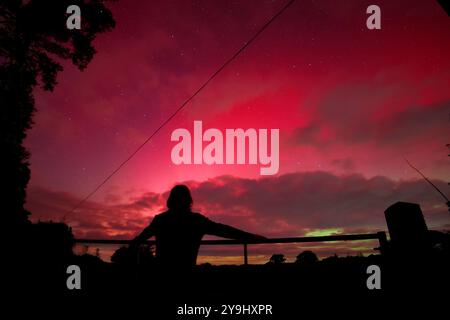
[131,185,265,269]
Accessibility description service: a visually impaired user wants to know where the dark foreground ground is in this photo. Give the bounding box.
[5,222,449,318]
[7,252,449,318]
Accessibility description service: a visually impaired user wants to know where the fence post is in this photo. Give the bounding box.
[243,243,248,265]
[376,231,388,255]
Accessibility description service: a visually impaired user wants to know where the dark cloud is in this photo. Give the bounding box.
[27,172,449,240]
[294,79,449,147]
[191,173,448,235]
[26,186,164,239]
[381,100,449,144]
[331,158,355,171]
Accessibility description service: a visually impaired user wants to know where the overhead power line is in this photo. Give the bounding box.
[65,0,297,218]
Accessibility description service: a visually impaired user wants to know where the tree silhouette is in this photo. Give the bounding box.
[268,254,286,264]
[295,250,318,265]
[111,245,155,266]
[0,1,115,225]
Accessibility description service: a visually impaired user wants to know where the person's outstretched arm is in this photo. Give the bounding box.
[205,219,266,242]
[130,217,157,246]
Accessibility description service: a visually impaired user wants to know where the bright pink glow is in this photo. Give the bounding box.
[25,0,450,249]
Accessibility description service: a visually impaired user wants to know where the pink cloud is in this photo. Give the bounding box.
[27,171,449,239]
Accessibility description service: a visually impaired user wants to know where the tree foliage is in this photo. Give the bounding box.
[268,254,286,264]
[0,0,115,224]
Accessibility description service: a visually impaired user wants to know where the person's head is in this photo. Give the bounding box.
[167,185,193,211]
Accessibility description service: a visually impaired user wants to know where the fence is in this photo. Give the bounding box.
[75,232,387,265]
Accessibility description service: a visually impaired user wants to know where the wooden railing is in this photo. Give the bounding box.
[75,232,387,265]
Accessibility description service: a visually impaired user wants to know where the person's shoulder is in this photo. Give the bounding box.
[190,211,211,222]
[152,211,170,221]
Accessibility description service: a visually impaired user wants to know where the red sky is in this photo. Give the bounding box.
[25,0,450,263]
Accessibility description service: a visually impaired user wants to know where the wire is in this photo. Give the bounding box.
[403,157,449,202]
[65,0,297,218]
